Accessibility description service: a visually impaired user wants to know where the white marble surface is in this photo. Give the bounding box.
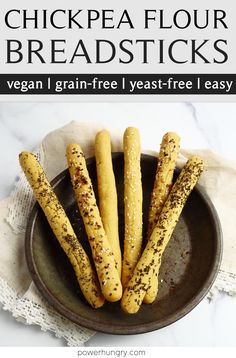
[0,102,236,346]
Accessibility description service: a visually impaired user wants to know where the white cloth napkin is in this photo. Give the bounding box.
[0,121,235,346]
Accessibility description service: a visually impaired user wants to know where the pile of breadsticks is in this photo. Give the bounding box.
[19,127,203,314]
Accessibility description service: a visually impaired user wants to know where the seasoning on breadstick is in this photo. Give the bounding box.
[19,151,105,309]
[66,144,122,302]
[144,132,180,304]
[122,127,143,288]
[121,156,204,314]
[95,130,122,277]
[148,132,180,237]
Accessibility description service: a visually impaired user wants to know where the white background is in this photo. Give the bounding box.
[0,102,235,346]
[0,0,235,350]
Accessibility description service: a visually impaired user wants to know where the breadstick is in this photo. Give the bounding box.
[19,152,105,309]
[144,132,180,304]
[148,132,180,237]
[66,144,122,302]
[95,130,122,277]
[122,127,143,288]
[121,156,204,314]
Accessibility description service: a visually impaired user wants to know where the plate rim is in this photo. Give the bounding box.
[25,152,223,335]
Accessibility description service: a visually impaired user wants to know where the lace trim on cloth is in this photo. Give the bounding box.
[0,277,95,346]
[208,270,236,299]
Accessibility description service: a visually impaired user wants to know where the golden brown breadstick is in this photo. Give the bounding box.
[148,132,180,237]
[144,132,180,304]
[19,152,105,309]
[66,144,122,302]
[121,156,204,314]
[95,130,122,277]
[122,127,143,288]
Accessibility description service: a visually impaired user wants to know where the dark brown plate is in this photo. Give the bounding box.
[25,153,222,334]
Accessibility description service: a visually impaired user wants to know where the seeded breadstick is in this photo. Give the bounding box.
[19,152,105,309]
[66,144,122,302]
[95,130,122,277]
[148,132,180,237]
[121,156,204,314]
[144,132,180,304]
[122,127,143,288]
